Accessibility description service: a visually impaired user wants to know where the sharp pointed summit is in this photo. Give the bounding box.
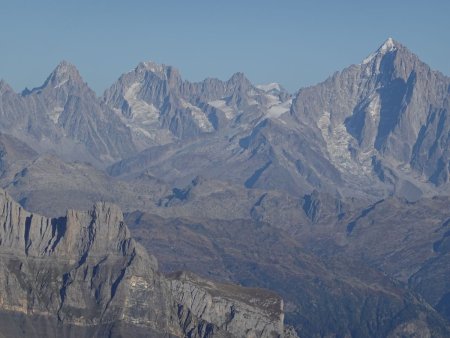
[228,71,250,84]
[27,60,85,94]
[362,37,401,64]
[54,60,78,72]
[48,60,83,87]
[378,37,397,53]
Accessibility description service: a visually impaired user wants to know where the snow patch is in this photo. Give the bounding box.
[318,111,373,177]
[208,99,237,119]
[256,83,282,92]
[380,37,395,53]
[181,100,214,132]
[116,82,165,141]
[114,107,171,142]
[48,106,64,124]
[124,82,160,122]
[367,95,381,119]
[141,61,165,74]
[54,79,68,89]
[362,37,397,65]
[266,98,292,118]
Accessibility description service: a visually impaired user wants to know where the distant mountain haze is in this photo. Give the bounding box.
[1,38,450,337]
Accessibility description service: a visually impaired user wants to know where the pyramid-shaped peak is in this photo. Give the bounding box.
[228,72,253,88]
[362,37,406,65]
[377,38,399,53]
[30,60,85,92]
[52,60,81,78]
[380,37,396,51]
[229,72,246,81]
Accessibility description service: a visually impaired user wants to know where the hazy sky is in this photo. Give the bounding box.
[1,0,449,94]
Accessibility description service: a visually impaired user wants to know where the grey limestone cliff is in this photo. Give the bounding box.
[0,188,295,338]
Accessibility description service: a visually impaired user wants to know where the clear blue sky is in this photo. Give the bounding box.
[1,0,449,94]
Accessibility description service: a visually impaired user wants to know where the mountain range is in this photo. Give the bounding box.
[1,38,450,337]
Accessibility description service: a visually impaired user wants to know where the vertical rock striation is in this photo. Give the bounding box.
[0,188,295,338]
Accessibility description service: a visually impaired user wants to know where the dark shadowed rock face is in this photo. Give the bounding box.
[0,189,295,338]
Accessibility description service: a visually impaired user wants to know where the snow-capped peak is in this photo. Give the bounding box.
[378,37,396,54]
[136,61,166,74]
[256,83,283,92]
[362,37,398,65]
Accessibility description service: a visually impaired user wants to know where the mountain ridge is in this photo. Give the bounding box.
[1,38,450,337]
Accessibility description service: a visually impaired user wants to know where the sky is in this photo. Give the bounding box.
[1,0,449,94]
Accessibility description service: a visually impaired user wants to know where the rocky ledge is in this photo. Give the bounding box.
[0,188,296,337]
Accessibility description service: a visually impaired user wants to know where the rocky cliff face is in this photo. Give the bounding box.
[169,271,284,338]
[0,188,295,338]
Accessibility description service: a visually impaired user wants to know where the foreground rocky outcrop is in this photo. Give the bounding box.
[0,188,295,338]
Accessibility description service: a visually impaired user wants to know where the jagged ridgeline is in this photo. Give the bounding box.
[0,189,297,338]
[3,38,450,201]
[1,38,450,337]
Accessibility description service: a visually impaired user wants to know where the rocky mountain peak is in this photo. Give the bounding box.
[134,60,181,82]
[52,60,82,81]
[137,60,166,74]
[379,37,397,53]
[360,37,424,80]
[291,37,450,198]
[228,71,252,88]
[362,37,400,65]
[33,60,85,93]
